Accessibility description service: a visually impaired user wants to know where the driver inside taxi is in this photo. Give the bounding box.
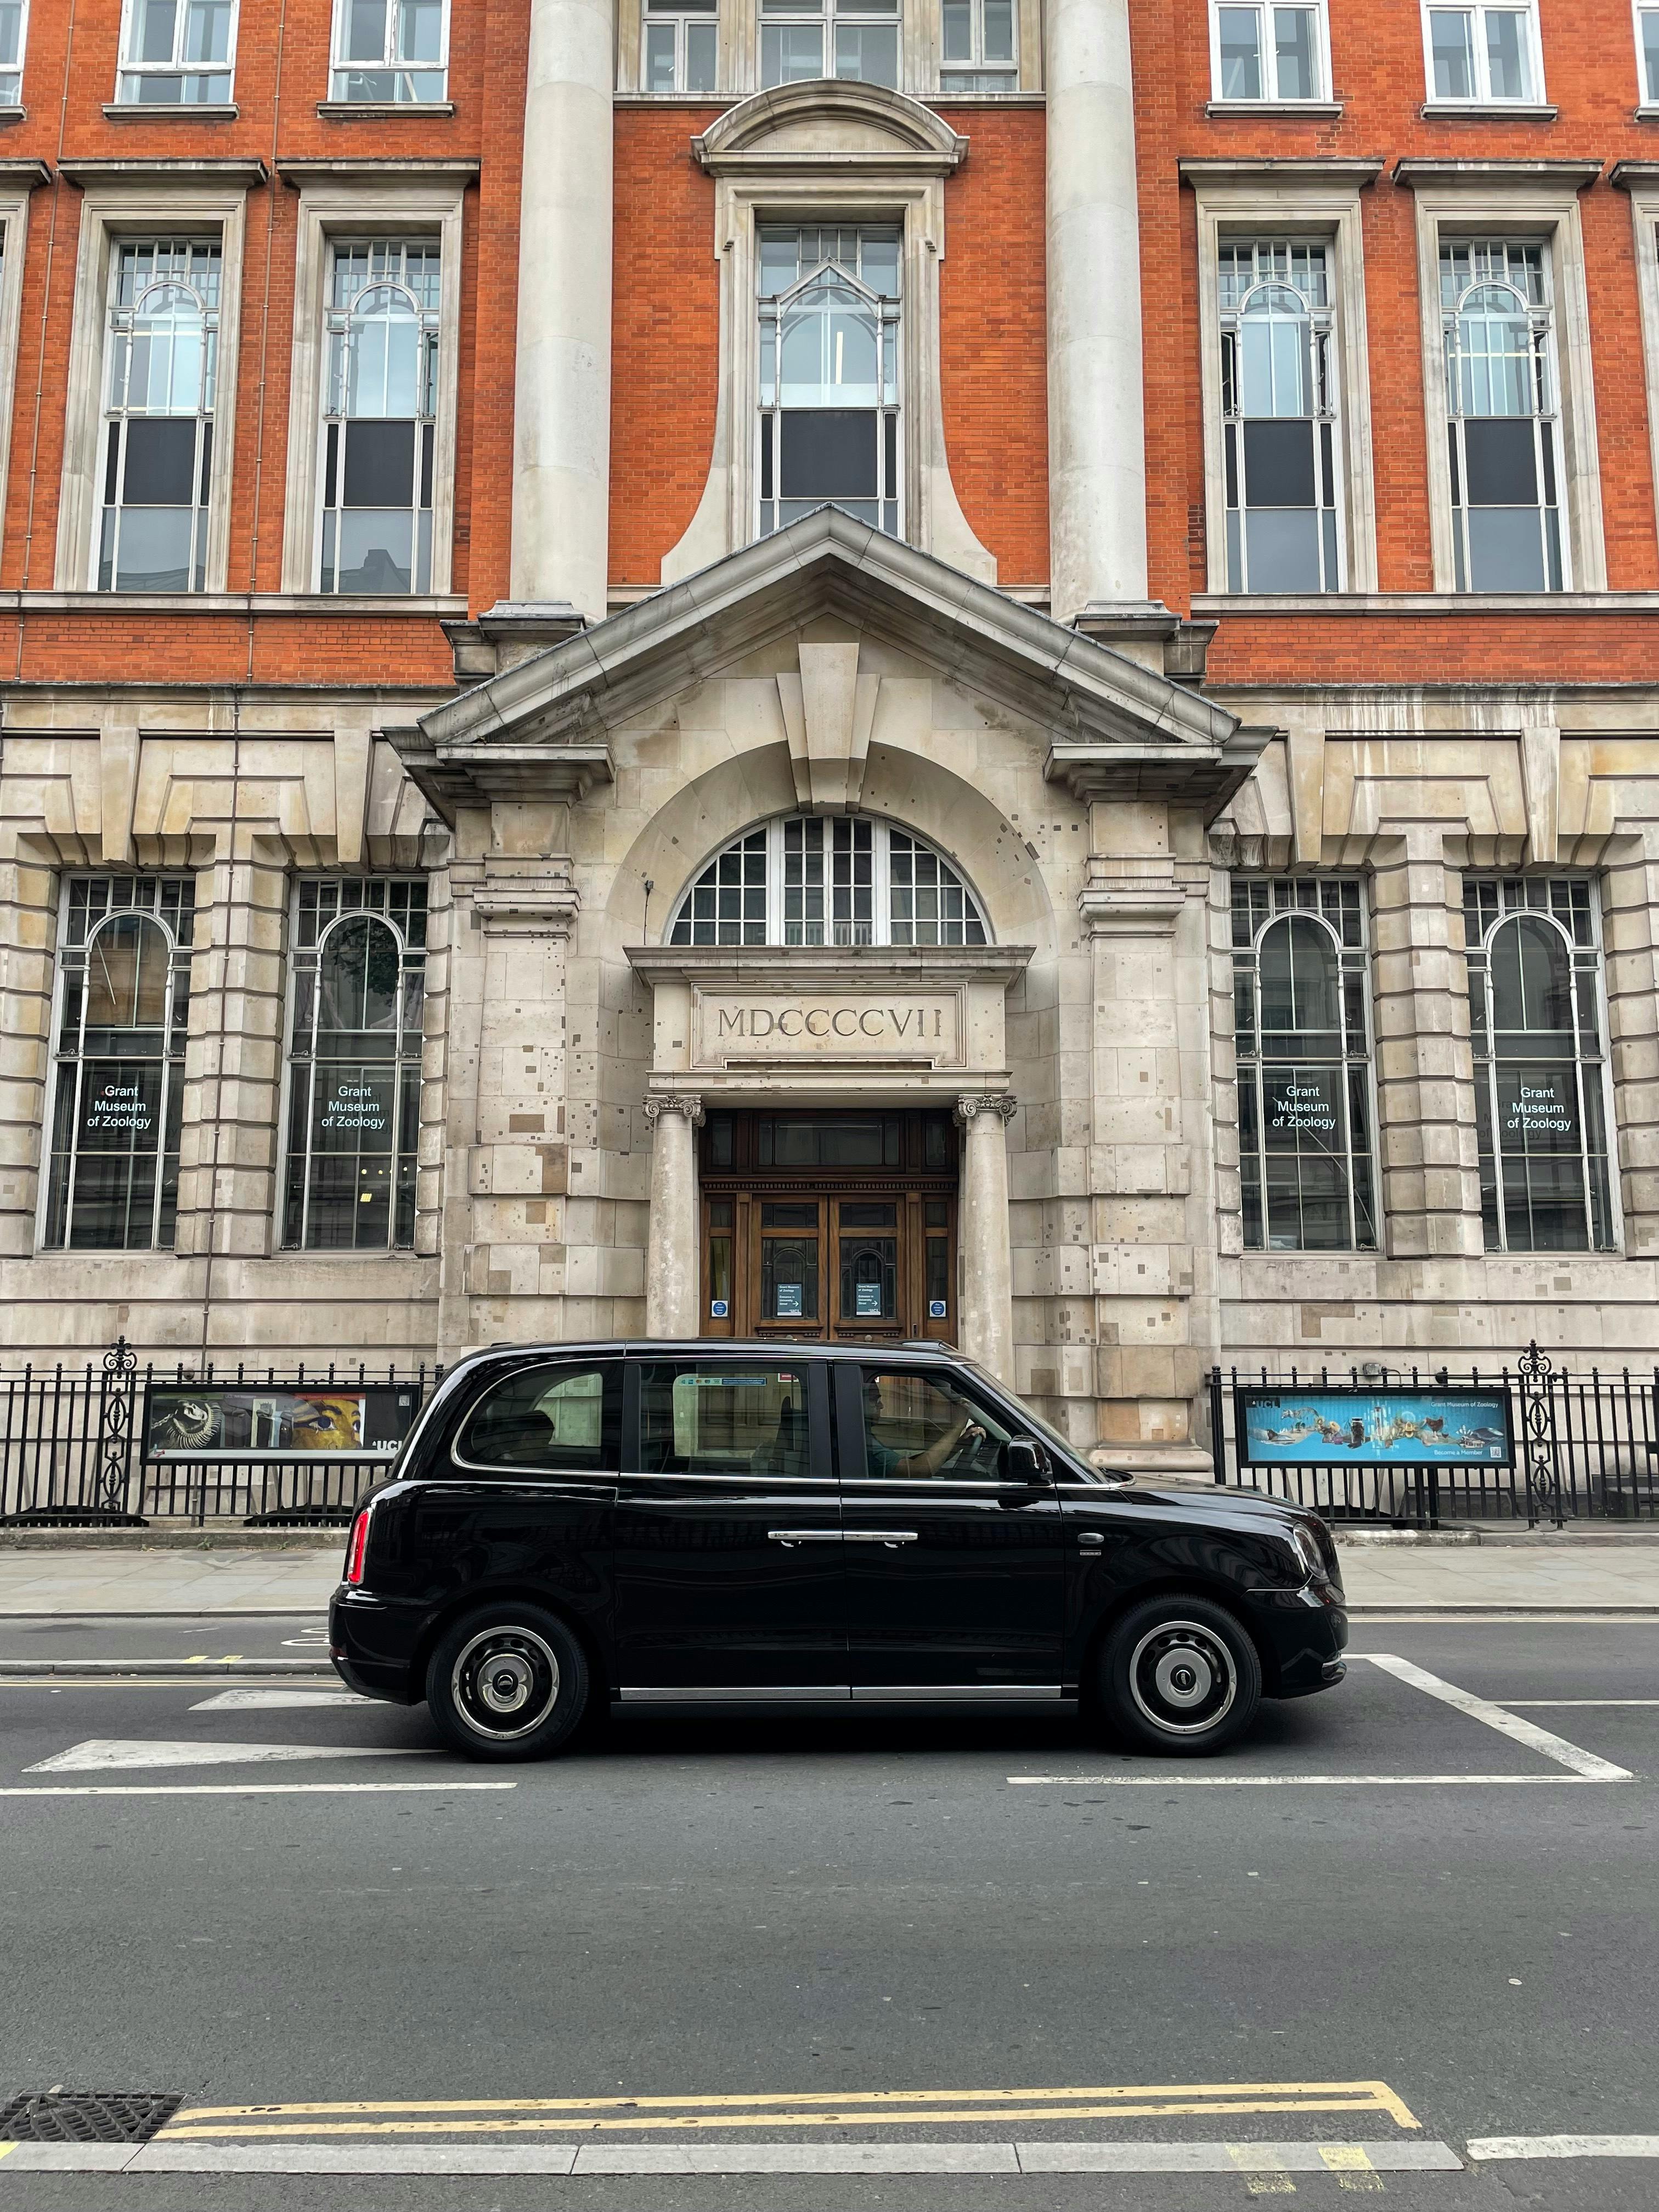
[862,1378,984,1480]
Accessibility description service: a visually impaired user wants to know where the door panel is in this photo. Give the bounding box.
[613,1357,845,1695]
[835,1362,1065,1692]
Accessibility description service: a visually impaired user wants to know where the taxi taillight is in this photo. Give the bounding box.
[345,1505,372,1587]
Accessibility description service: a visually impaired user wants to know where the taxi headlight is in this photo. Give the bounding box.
[1289,1523,1325,1582]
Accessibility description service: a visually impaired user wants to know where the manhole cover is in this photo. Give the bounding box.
[0,2091,183,2143]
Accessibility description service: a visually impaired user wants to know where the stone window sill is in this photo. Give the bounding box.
[1193,590,1659,613]
[1204,98,1343,119]
[315,99,456,120]
[1419,100,1558,120]
[103,101,239,121]
[0,106,24,124]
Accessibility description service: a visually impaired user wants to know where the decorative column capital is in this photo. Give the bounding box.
[644,1094,706,1128]
[955,1092,1017,1127]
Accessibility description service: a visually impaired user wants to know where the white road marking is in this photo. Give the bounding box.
[0,1781,514,1797]
[0,2139,1465,2177]
[1467,2136,1659,2161]
[1361,1654,1634,1780]
[190,1690,369,1711]
[1008,1773,1610,1787]
[26,1737,433,1773]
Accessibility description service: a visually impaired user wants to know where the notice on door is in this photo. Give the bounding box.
[694,991,962,1068]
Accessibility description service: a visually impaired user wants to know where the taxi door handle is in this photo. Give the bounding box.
[843,1530,918,1547]
[768,1530,844,1547]
[1076,1532,1105,1549]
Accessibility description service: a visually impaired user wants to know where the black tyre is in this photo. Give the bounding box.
[1096,1594,1261,1756]
[425,1605,589,1762]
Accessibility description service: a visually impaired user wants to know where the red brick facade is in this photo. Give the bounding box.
[1138,0,1659,685]
[1,0,1656,686]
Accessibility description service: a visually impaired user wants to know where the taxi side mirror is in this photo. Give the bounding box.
[1001,1437,1048,1486]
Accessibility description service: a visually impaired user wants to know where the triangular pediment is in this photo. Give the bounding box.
[398,508,1264,819]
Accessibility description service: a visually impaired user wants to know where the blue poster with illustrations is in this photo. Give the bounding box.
[1237,1387,1513,1468]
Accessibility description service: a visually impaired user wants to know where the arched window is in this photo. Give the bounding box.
[669,816,988,948]
[1441,240,1562,592]
[44,877,195,1250]
[320,239,441,594]
[1232,877,1375,1251]
[758,226,901,541]
[1465,877,1613,1251]
[283,879,428,1251]
[98,239,220,593]
[1218,240,1340,594]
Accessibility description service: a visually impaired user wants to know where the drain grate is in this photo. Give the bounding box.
[0,2091,183,2143]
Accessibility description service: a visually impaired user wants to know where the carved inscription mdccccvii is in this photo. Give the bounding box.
[695,994,961,1065]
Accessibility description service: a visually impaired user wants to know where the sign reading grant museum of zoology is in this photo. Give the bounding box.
[695,992,961,1065]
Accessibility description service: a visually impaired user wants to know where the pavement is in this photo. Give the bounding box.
[0,1617,1656,2209]
[3,1534,1658,1623]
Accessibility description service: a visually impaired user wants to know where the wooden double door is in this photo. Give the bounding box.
[699,1110,958,1346]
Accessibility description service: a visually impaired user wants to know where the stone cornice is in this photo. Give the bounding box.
[57,156,269,187]
[1393,157,1602,187]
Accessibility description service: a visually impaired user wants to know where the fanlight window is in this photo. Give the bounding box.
[669,816,988,948]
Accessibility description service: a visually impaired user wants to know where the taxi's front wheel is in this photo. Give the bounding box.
[1096,1594,1260,1756]
[426,1605,590,1761]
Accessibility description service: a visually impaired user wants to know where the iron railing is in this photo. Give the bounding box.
[0,1342,444,1527]
[1207,1347,1659,1527]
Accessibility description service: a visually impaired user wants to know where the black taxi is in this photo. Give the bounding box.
[329,1341,1347,1759]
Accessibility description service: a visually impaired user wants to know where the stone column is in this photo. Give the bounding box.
[956,1093,1017,1383]
[509,0,614,625]
[1045,0,1150,625]
[644,1095,704,1339]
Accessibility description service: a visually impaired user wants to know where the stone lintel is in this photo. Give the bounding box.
[627,944,1034,992]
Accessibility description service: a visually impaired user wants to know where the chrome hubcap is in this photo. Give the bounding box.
[452,1628,560,1741]
[1128,1621,1236,1736]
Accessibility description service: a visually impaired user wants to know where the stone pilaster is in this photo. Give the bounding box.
[439,850,582,1357]
[1598,830,1659,1255]
[1078,839,1212,1449]
[0,844,60,1259]
[174,837,287,1266]
[1368,830,1485,1260]
[956,1092,1017,1383]
[508,0,615,624]
[1045,0,1150,624]
[644,1094,704,1338]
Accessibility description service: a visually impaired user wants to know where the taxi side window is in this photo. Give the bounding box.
[856,1368,1014,1481]
[455,1364,621,1474]
[636,1364,810,1479]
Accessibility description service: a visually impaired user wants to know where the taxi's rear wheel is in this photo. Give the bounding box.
[1096,1594,1260,1756]
[426,1605,589,1762]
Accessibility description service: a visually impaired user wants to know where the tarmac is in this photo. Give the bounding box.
[0,1531,1656,1617]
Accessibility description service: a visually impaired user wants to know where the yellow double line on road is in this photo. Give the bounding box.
[159,2079,1421,2139]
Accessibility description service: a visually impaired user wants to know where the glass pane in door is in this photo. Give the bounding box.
[839,1200,897,1322]
[761,1197,819,1321]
